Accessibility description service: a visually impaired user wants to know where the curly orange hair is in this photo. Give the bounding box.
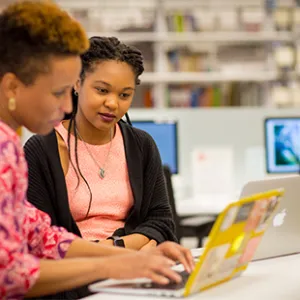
[0,0,89,84]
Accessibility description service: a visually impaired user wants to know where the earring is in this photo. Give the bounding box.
[8,97,16,111]
[74,90,78,96]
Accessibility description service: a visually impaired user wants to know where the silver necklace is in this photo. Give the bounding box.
[75,126,113,179]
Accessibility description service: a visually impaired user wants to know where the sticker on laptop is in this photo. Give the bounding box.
[227,232,251,257]
[256,196,280,232]
[238,236,262,265]
[245,200,269,232]
[238,234,252,253]
[190,244,230,293]
[233,202,255,224]
[220,206,239,231]
[216,254,242,281]
[230,233,246,254]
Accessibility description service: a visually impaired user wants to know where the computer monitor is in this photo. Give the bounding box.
[265,117,300,173]
[131,120,178,174]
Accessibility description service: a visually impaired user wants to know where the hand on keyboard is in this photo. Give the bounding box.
[144,241,195,273]
[139,270,190,290]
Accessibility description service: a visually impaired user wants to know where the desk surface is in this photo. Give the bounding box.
[83,254,300,300]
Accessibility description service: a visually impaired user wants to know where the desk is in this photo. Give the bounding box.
[83,254,300,300]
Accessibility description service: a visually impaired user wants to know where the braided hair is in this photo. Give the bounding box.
[66,36,144,219]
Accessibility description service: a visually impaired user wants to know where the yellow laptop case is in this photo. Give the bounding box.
[184,188,284,297]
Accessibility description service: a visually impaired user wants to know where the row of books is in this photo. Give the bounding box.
[134,83,267,108]
[165,9,264,32]
[166,84,266,107]
[167,44,267,73]
[165,1,300,33]
[167,50,213,72]
[67,8,155,33]
[167,85,222,107]
[166,43,300,73]
[68,5,300,34]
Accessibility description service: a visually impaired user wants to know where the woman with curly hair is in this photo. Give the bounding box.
[0,1,194,299]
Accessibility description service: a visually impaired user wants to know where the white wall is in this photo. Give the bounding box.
[128,107,300,197]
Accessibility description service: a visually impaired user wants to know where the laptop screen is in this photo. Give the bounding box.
[265,117,300,173]
[131,120,178,174]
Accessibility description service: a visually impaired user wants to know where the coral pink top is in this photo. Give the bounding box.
[55,122,134,241]
[0,121,76,299]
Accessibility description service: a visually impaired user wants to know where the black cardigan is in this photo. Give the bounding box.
[24,121,176,299]
[24,121,176,243]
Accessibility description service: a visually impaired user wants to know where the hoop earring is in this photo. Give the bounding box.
[74,90,78,96]
[8,97,16,111]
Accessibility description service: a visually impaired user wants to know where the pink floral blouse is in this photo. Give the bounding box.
[0,121,77,299]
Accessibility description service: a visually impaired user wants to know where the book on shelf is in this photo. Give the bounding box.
[165,83,266,108]
[135,81,273,108]
[167,49,213,72]
[167,44,268,73]
[166,84,222,107]
[131,85,154,108]
[166,12,198,32]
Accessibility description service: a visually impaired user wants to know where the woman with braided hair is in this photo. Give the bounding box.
[25,36,177,250]
[0,2,195,299]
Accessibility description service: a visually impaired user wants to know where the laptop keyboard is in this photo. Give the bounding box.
[138,270,190,290]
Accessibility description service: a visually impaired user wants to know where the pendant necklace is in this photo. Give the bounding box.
[75,126,113,179]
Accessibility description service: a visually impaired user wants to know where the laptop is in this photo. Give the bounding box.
[90,189,283,298]
[239,175,300,260]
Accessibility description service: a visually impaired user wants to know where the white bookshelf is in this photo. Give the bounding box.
[56,0,300,108]
[87,32,158,42]
[161,31,293,43]
[141,71,278,84]
[57,0,157,9]
[87,31,293,43]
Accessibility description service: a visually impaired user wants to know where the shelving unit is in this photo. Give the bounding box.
[140,71,279,84]
[55,0,300,108]
[87,31,293,43]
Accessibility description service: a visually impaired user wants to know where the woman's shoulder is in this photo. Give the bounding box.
[24,130,57,152]
[0,121,19,145]
[119,120,156,147]
[118,121,160,164]
[0,122,23,168]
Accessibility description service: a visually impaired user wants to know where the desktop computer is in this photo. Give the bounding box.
[264,117,300,174]
[131,120,178,174]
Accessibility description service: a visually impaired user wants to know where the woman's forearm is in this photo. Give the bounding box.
[99,234,153,250]
[26,244,183,298]
[65,238,134,258]
[25,257,107,298]
[122,234,152,250]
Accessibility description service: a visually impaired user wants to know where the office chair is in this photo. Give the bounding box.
[163,165,216,247]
